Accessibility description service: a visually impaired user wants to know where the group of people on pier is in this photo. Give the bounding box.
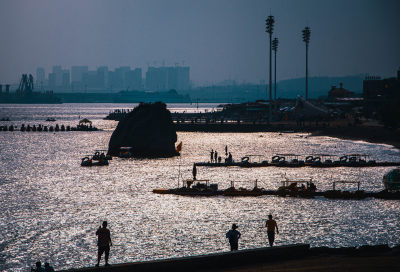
[92,215,279,267]
[31,261,54,272]
[210,145,233,164]
[226,214,279,251]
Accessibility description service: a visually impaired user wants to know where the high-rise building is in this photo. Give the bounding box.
[126,68,142,90]
[62,70,70,89]
[71,66,89,89]
[82,71,98,90]
[48,73,56,89]
[109,66,131,89]
[97,66,109,89]
[52,66,63,87]
[145,66,190,91]
[36,67,46,88]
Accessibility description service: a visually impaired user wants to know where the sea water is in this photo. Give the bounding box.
[0,103,399,271]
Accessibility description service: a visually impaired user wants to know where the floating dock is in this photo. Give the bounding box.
[153,187,400,200]
[194,161,400,168]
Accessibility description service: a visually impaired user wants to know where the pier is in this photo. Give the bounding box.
[58,244,310,272]
[56,243,400,272]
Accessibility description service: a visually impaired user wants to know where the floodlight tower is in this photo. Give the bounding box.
[272,37,279,102]
[266,15,275,121]
[302,26,311,100]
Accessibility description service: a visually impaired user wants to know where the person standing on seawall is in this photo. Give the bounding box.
[226,223,241,251]
[265,214,279,246]
[96,221,112,267]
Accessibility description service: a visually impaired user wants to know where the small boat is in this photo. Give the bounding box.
[81,154,109,167]
[46,118,56,122]
[223,180,264,196]
[324,180,365,199]
[276,176,317,197]
[93,150,112,160]
[153,164,220,196]
[153,179,221,196]
[383,168,400,191]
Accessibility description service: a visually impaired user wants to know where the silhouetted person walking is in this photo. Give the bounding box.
[96,221,112,267]
[214,151,218,163]
[265,214,279,246]
[210,149,214,162]
[226,224,241,251]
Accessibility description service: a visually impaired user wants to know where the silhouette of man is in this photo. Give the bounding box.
[226,224,241,251]
[44,262,55,272]
[210,149,214,162]
[214,151,218,163]
[265,214,279,246]
[96,221,112,267]
[34,261,45,272]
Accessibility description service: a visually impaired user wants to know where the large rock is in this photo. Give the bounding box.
[108,102,178,157]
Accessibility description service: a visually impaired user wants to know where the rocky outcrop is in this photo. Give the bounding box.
[108,102,178,157]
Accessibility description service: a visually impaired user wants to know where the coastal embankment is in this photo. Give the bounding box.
[174,123,400,149]
[311,125,400,150]
[58,244,400,272]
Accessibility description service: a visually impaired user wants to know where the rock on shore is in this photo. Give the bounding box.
[108,102,178,157]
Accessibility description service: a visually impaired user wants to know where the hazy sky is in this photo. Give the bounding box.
[0,0,399,84]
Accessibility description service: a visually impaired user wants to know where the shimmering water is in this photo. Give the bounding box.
[0,104,399,271]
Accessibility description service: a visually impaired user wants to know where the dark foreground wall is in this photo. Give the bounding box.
[58,244,310,272]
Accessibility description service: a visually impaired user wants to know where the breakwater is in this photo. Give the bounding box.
[57,243,400,272]
[0,124,99,132]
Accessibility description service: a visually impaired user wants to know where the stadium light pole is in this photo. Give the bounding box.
[302,26,311,100]
[272,37,279,103]
[266,15,275,122]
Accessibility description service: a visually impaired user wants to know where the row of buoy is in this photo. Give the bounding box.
[0,124,99,132]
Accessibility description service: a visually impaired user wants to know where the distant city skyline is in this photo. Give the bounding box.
[33,65,190,92]
[0,0,399,85]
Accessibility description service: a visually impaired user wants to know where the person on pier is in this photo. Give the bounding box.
[226,224,241,251]
[265,214,279,247]
[96,221,112,267]
[210,149,214,163]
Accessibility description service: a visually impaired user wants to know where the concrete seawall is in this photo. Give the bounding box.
[58,244,310,272]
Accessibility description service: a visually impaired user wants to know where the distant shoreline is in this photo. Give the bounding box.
[174,123,400,150]
[310,126,400,150]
